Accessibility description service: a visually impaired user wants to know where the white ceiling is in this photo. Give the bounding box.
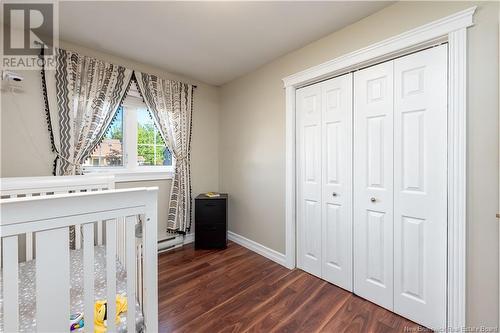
[58,1,392,86]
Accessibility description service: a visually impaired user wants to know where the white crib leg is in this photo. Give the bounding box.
[143,191,158,332]
[106,219,117,333]
[83,223,95,333]
[126,215,137,332]
[3,236,19,332]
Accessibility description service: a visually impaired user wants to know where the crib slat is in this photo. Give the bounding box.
[25,232,33,261]
[75,224,81,249]
[126,216,137,332]
[116,220,121,264]
[117,217,125,268]
[121,219,126,268]
[36,227,70,333]
[122,221,126,268]
[97,220,103,245]
[3,236,19,332]
[25,194,34,260]
[83,223,95,333]
[106,219,117,332]
[137,242,143,307]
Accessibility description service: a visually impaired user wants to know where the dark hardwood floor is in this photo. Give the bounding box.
[158,241,427,333]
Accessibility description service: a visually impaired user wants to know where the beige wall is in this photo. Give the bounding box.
[1,1,498,327]
[220,1,499,327]
[115,179,172,234]
[0,39,221,236]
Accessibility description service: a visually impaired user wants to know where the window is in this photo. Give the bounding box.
[84,108,124,167]
[84,103,173,173]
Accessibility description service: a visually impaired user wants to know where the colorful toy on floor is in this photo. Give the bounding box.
[94,294,128,333]
[70,312,84,330]
[69,295,128,332]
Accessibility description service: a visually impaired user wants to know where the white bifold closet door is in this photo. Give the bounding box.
[297,82,322,277]
[392,45,447,329]
[297,73,353,291]
[354,44,447,329]
[353,60,395,310]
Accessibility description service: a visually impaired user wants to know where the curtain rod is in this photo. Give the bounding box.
[35,41,198,89]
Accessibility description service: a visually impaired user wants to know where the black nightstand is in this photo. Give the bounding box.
[195,194,228,249]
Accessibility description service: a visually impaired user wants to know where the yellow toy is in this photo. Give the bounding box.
[94,295,128,333]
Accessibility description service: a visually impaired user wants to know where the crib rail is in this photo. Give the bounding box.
[0,175,115,261]
[0,175,115,195]
[0,187,158,333]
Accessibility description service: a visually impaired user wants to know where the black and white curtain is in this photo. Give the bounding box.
[45,48,133,175]
[135,72,194,234]
[42,48,132,247]
[43,48,194,235]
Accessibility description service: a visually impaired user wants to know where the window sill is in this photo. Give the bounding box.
[83,168,174,182]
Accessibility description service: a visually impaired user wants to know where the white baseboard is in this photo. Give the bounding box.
[158,233,194,253]
[159,231,288,269]
[227,231,287,268]
[183,233,194,245]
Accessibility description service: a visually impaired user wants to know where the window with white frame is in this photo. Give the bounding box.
[83,85,174,173]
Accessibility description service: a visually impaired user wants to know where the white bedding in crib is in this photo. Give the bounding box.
[0,245,144,332]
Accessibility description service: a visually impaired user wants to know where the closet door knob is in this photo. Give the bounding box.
[332,192,337,197]
[370,197,376,203]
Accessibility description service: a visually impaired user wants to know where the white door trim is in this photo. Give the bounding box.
[283,6,476,330]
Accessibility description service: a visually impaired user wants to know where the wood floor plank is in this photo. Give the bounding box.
[159,242,243,275]
[175,263,295,333]
[319,295,424,333]
[270,280,351,333]
[159,253,279,331]
[158,246,251,296]
[158,242,429,333]
[244,272,326,333]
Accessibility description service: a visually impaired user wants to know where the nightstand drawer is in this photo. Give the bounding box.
[195,223,226,248]
[195,199,226,222]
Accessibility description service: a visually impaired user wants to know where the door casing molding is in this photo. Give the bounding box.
[282,6,476,330]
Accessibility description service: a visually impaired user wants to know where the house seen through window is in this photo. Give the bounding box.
[84,106,173,170]
[87,108,124,167]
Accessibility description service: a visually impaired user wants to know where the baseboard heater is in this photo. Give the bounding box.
[158,235,183,253]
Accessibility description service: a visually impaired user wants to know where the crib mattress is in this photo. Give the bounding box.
[0,246,144,332]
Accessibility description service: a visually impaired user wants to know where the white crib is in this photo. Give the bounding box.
[0,175,158,332]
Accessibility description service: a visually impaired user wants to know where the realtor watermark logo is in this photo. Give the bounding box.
[2,1,58,70]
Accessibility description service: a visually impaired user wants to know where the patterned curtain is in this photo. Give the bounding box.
[43,48,132,247]
[134,72,194,234]
[49,48,133,175]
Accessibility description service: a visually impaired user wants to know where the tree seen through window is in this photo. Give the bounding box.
[137,108,172,166]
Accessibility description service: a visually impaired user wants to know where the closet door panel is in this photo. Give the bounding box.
[393,45,447,330]
[296,84,322,277]
[321,73,353,291]
[354,61,394,310]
